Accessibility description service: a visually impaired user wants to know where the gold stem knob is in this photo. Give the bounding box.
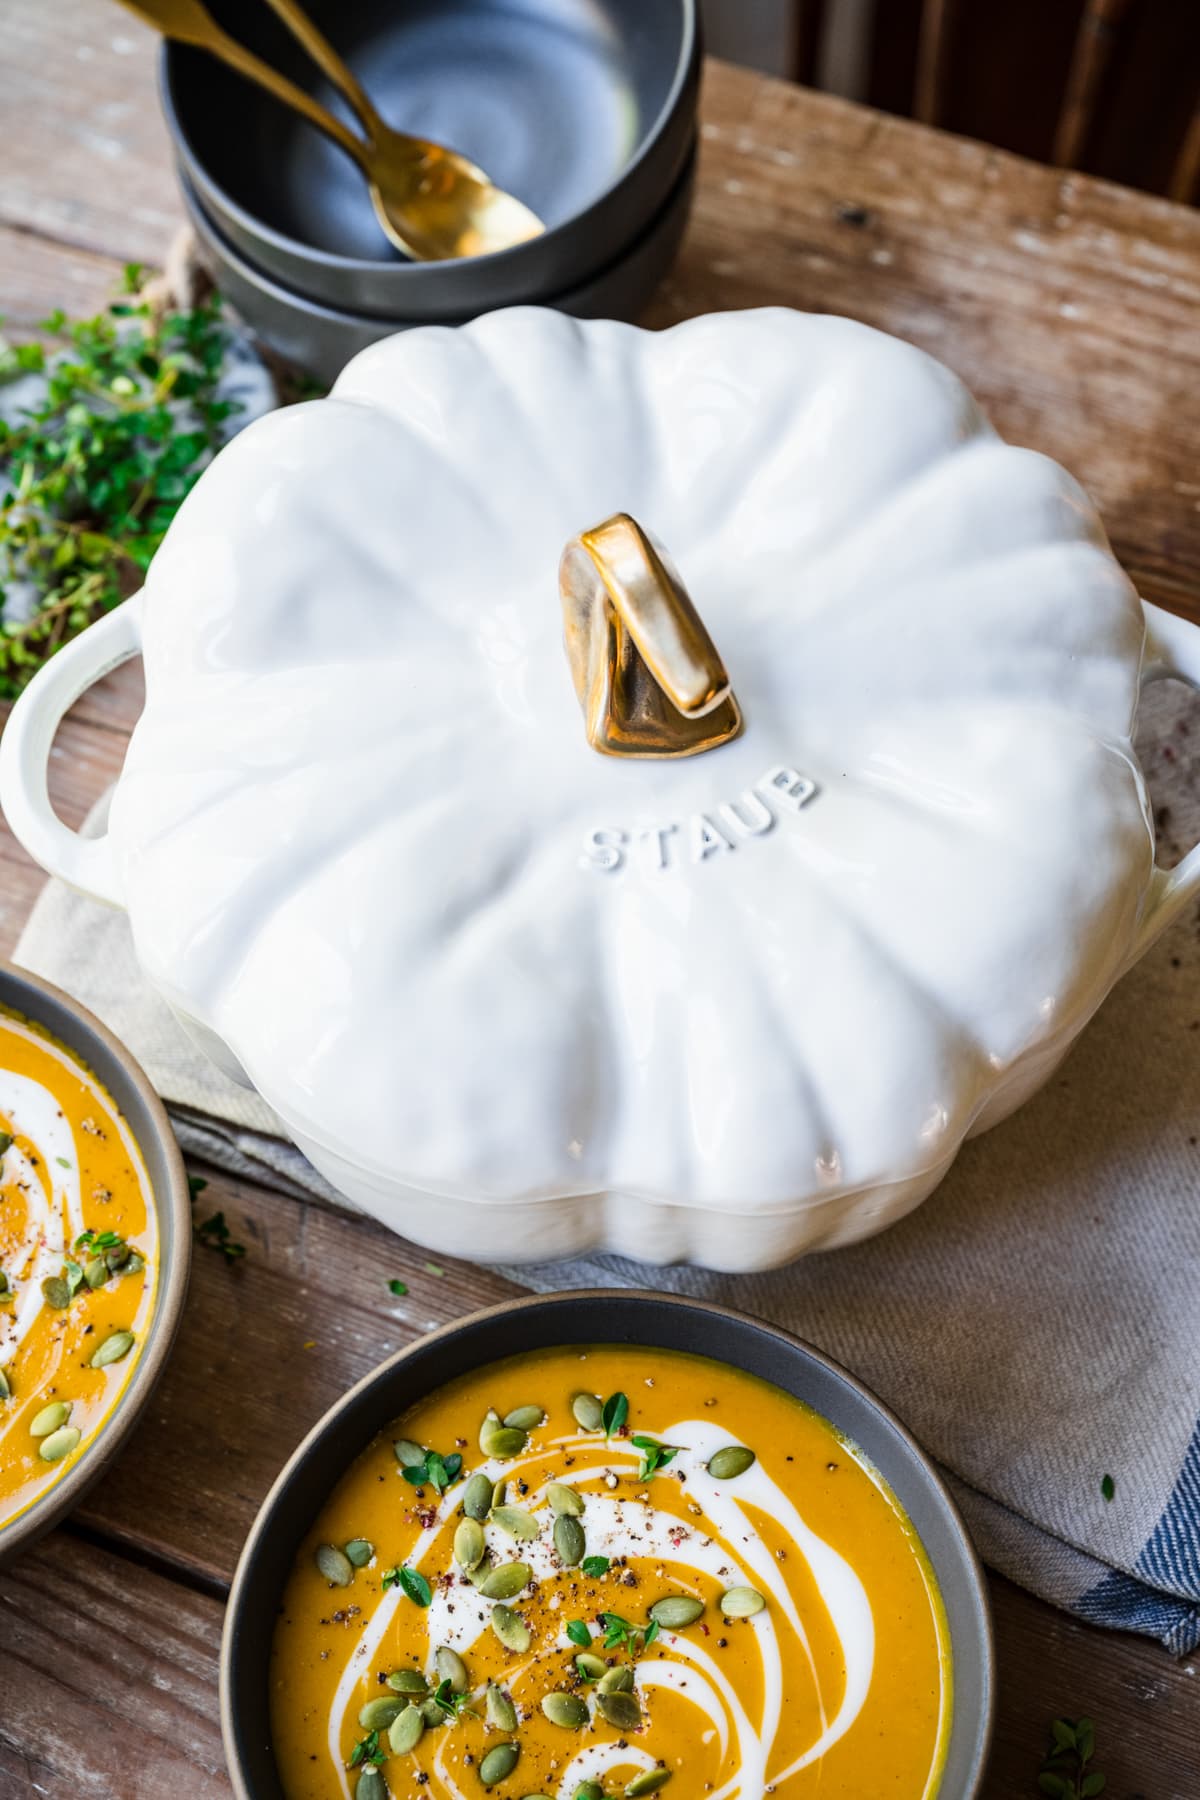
[559,514,744,760]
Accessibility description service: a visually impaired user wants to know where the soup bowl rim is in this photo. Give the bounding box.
[0,959,191,1564]
[219,1287,995,1799]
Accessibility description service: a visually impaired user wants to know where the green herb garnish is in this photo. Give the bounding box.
[382,1564,432,1607]
[602,1391,629,1438]
[431,1677,476,1722]
[631,1435,681,1480]
[348,1729,385,1769]
[1100,1474,1115,1502]
[1037,1717,1105,1796]
[401,1449,463,1493]
[0,270,241,696]
[581,1555,611,1579]
[566,1619,592,1648]
[196,1210,246,1263]
[388,1277,408,1297]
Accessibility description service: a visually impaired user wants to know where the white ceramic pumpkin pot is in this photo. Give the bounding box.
[3,308,1198,1271]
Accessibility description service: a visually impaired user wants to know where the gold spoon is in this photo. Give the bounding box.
[115,0,544,261]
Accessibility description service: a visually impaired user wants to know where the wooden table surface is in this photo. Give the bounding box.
[2,5,1200,1796]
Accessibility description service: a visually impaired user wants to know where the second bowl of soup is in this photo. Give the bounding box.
[222,1294,993,1798]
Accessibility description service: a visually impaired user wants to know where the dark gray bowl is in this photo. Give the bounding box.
[0,963,191,1566]
[162,0,699,318]
[220,1290,993,1798]
[184,140,695,384]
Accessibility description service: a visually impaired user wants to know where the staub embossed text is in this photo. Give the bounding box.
[580,766,818,873]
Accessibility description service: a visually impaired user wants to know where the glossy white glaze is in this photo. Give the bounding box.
[6,307,1198,1266]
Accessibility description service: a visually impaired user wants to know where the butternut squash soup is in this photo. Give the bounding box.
[271,1346,950,1800]
[0,1004,157,1530]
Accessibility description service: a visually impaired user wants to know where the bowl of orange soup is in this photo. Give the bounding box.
[0,962,190,1562]
[222,1292,993,1799]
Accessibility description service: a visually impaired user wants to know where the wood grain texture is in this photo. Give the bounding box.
[2,4,1200,1796]
[0,1533,228,1800]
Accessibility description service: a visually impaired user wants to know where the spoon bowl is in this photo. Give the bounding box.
[162,0,699,317]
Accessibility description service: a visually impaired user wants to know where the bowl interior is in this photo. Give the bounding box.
[222,1292,993,1798]
[0,965,190,1559]
[168,0,690,264]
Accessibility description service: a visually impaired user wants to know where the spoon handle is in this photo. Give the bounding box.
[257,0,388,149]
[112,0,369,169]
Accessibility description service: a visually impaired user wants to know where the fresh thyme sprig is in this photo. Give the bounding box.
[1037,1717,1105,1797]
[0,266,237,696]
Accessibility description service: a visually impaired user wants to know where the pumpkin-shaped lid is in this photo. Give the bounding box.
[112,308,1150,1233]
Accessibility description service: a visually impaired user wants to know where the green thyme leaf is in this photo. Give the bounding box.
[388,1278,408,1296]
[581,1556,611,1578]
[348,1728,385,1769]
[566,1619,592,1648]
[603,1392,629,1438]
[1100,1474,1115,1502]
[0,281,245,699]
[397,1565,431,1607]
[631,1434,681,1480]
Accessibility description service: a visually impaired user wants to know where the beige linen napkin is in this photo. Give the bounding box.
[14,682,1200,1652]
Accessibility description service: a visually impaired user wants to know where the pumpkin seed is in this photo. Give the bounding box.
[503,1404,544,1431]
[554,1514,585,1567]
[648,1595,704,1629]
[626,1772,672,1797]
[83,1256,108,1290]
[491,1505,539,1542]
[0,1368,9,1401]
[468,1554,495,1590]
[436,1646,469,1692]
[478,1408,502,1452]
[358,1695,405,1731]
[388,1704,425,1755]
[38,1424,80,1463]
[486,1683,518,1732]
[574,1786,604,1800]
[707,1445,756,1481]
[597,1665,635,1694]
[41,1276,69,1310]
[463,1471,495,1520]
[546,1482,584,1517]
[394,1437,426,1468]
[481,1426,527,1461]
[314,1542,354,1586]
[0,1271,7,1296]
[356,1769,387,1800]
[455,1516,486,1570]
[421,1696,448,1726]
[90,1330,134,1369]
[480,1561,531,1600]
[345,1538,373,1568]
[491,1480,508,1507]
[491,1604,532,1653]
[542,1691,588,1729]
[105,1243,131,1272]
[571,1393,604,1433]
[720,1586,765,1618]
[479,1743,520,1787]
[574,1652,606,1681]
[596,1689,642,1732]
[30,1400,70,1438]
[386,1668,428,1695]
[125,1252,145,1276]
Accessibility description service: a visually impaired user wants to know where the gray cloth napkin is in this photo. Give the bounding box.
[15,682,1200,1653]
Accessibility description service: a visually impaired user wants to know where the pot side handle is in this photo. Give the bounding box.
[1130,600,1200,960]
[0,594,144,909]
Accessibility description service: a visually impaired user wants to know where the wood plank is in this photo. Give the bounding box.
[0,0,178,266]
[0,1532,229,1800]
